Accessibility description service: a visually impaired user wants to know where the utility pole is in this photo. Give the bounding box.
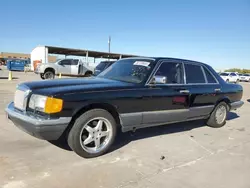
[108,36,111,61]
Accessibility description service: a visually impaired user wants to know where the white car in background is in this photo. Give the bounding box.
[239,73,250,82]
[220,72,240,83]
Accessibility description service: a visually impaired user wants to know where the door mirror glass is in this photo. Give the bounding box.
[151,75,167,84]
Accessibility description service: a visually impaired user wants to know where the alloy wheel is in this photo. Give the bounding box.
[79,117,112,154]
[215,105,227,124]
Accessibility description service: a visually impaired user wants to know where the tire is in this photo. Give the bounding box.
[40,73,45,80]
[206,102,228,128]
[235,79,239,84]
[44,71,55,79]
[226,79,229,83]
[67,109,117,158]
[84,71,93,77]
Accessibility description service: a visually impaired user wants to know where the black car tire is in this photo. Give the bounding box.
[226,79,229,83]
[207,102,228,128]
[40,73,45,80]
[84,71,93,77]
[67,109,117,158]
[44,71,55,79]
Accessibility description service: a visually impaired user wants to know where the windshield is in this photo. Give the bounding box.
[220,73,229,76]
[96,62,109,71]
[98,59,155,83]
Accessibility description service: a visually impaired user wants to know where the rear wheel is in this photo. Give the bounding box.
[68,109,117,158]
[84,71,92,77]
[44,71,55,79]
[207,102,228,128]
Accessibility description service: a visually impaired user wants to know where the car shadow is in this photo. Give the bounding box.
[110,120,205,153]
[48,138,72,151]
[0,77,19,80]
[227,112,240,121]
[49,113,240,153]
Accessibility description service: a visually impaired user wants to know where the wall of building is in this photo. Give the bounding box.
[0,52,57,62]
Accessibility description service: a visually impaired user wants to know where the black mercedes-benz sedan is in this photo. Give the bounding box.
[6,57,244,158]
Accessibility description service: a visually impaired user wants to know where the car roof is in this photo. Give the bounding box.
[100,61,116,63]
[123,57,207,66]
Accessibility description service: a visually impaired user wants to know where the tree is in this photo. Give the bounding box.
[224,68,250,74]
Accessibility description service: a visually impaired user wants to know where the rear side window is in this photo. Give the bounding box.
[96,62,108,71]
[71,59,79,65]
[185,64,205,84]
[230,73,237,76]
[204,67,217,83]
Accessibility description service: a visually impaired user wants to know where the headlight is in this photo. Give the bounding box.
[29,94,63,114]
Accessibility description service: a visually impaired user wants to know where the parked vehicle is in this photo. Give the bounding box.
[35,59,93,79]
[239,73,250,82]
[93,61,116,76]
[6,57,244,158]
[6,59,30,71]
[219,72,239,83]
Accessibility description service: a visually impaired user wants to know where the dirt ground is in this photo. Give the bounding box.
[1,69,250,188]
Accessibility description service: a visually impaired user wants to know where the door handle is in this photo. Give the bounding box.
[215,88,221,92]
[179,90,190,94]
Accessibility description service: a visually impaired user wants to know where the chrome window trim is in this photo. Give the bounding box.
[182,62,187,84]
[146,59,220,86]
[201,66,208,83]
[183,62,206,84]
[202,65,219,84]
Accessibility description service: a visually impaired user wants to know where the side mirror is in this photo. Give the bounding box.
[151,75,167,84]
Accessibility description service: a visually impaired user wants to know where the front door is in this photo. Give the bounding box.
[58,59,72,75]
[142,61,190,125]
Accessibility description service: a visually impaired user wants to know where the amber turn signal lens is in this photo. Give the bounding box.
[44,97,63,114]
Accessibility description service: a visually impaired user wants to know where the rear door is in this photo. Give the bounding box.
[71,59,80,75]
[183,63,221,119]
[142,61,190,124]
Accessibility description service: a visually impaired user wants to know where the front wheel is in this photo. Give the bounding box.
[207,102,228,128]
[44,71,55,79]
[67,109,117,158]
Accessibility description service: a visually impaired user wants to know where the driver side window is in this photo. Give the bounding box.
[155,62,184,84]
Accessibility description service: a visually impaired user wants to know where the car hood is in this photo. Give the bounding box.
[21,77,136,96]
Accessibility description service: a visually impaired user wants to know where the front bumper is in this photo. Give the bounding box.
[230,101,244,111]
[5,102,71,140]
